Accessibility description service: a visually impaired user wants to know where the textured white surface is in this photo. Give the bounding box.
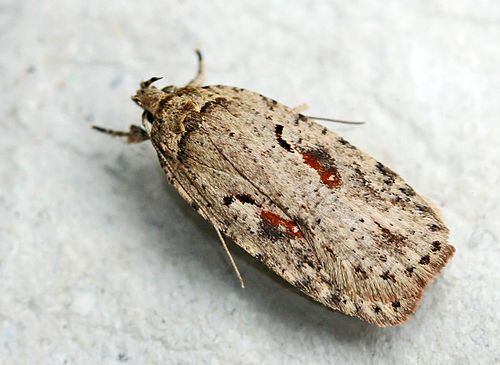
[1,1,499,364]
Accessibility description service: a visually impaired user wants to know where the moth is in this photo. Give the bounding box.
[94,51,455,327]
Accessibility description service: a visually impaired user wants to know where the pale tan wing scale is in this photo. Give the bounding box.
[150,85,455,326]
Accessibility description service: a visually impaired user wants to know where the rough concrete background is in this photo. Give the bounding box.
[1,1,499,364]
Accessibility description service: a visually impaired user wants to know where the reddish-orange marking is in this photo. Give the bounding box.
[301,151,342,188]
[260,210,303,238]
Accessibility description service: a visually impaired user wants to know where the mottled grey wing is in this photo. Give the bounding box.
[161,85,454,326]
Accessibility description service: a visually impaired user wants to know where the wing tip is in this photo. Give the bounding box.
[367,241,455,327]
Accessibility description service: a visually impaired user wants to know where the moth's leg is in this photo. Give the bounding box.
[92,125,149,144]
[140,77,162,89]
[185,49,205,87]
[161,85,178,93]
[157,150,243,287]
[292,103,309,113]
[215,227,245,288]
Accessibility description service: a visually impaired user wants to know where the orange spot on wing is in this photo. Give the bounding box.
[260,210,303,238]
[301,151,342,188]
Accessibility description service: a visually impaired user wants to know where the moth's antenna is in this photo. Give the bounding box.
[186,49,205,87]
[307,116,365,125]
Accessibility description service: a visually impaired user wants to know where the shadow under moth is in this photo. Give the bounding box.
[94,51,455,327]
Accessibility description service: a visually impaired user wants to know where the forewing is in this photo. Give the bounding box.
[157,85,454,326]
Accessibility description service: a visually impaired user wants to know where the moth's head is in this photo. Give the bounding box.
[132,77,174,135]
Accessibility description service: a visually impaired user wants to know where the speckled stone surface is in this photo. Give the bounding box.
[1,1,499,363]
